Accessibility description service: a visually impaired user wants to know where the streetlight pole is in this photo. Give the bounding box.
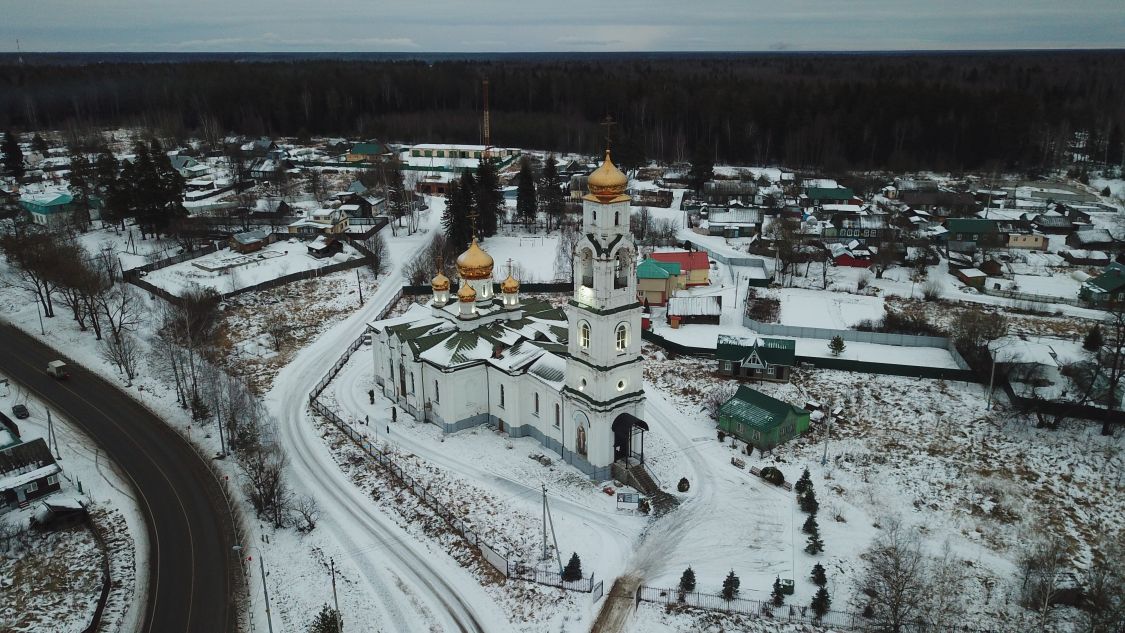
[234,545,275,633]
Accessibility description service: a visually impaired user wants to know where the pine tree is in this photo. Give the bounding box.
[309,604,341,633]
[384,159,410,229]
[802,513,819,535]
[1084,325,1104,352]
[721,570,740,601]
[811,563,827,587]
[475,156,502,237]
[805,529,825,555]
[687,145,714,193]
[798,486,819,514]
[2,131,24,180]
[678,566,696,593]
[771,576,785,606]
[828,335,846,357]
[30,133,48,154]
[538,154,565,232]
[68,153,97,229]
[811,586,831,619]
[795,467,812,495]
[562,552,583,581]
[442,177,473,251]
[516,155,537,228]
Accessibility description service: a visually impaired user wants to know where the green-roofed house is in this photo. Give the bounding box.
[636,258,683,306]
[716,334,796,382]
[1080,262,1125,306]
[803,187,856,207]
[944,218,1003,254]
[20,192,77,228]
[718,386,810,452]
[347,141,389,163]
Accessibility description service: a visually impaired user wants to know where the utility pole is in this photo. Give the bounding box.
[251,551,275,633]
[820,409,832,466]
[35,301,45,335]
[47,409,60,460]
[331,557,343,632]
[216,408,226,457]
[356,269,363,306]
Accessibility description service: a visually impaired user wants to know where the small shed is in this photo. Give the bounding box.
[666,295,722,325]
[229,229,271,254]
[718,386,810,452]
[954,267,987,289]
[308,235,343,259]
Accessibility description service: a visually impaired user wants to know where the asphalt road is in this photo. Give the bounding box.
[1,323,236,633]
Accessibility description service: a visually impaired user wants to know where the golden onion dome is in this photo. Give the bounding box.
[431,270,450,292]
[456,238,494,281]
[500,272,520,294]
[587,149,628,200]
[457,283,477,302]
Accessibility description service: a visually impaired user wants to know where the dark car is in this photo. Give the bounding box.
[12,404,29,419]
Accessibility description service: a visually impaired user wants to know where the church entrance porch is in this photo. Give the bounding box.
[612,413,649,465]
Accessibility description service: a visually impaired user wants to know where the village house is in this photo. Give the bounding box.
[636,258,684,306]
[828,242,874,268]
[307,235,344,258]
[718,386,810,453]
[702,180,758,205]
[900,190,978,216]
[1066,229,1116,252]
[1031,213,1074,234]
[944,218,1004,255]
[716,334,796,382]
[346,141,390,163]
[1,438,63,514]
[1006,232,1048,251]
[19,192,79,228]
[802,186,857,208]
[1080,262,1125,305]
[705,207,762,238]
[169,155,211,180]
[650,251,710,287]
[1062,250,1110,266]
[229,229,272,254]
[287,207,349,235]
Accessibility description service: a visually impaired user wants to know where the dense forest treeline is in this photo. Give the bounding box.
[2,51,1124,172]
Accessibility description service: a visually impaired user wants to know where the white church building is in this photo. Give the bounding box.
[368,149,648,480]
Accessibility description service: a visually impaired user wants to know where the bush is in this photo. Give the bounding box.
[760,466,785,486]
[717,430,726,442]
[677,477,690,493]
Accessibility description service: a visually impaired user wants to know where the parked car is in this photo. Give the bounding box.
[12,404,29,419]
[46,360,69,379]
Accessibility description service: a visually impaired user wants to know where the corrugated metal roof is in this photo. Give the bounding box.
[719,386,803,431]
[668,295,722,316]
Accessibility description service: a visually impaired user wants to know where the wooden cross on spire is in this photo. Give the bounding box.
[600,115,617,153]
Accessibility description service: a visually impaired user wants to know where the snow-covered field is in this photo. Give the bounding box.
[776,288,885,329]
[480,233,560,283]
[142,239,361,296]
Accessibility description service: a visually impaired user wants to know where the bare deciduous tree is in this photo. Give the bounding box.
[242,445,291,528]
[553,224,580,283]
[856,519,929,633]
[100,333,141,384]
[1018,531,1070,632]
[294,495,320,532]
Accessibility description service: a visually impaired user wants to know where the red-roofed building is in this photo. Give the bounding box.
[650,251,711,286]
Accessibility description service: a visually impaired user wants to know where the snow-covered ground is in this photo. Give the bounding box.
[777,289,885,330]
[142,239,361,297]
[481,233,560,283]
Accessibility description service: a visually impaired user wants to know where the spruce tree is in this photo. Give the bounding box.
[811,586,831,619]
[30,133,48,154]
[538,153,565,232]
[309,604,341,633]
[475,156,502,237]
[811,563,827,587]
[770,576,785,606]
[442,177,473,251]
[562,552,583,581]
[516,155,537,228]
[687,144,713,193]
[795,468,812,495]
[721,570,740,601]
[828,335,846,357]
[678,566,696,593]
[802,513,819,536]
[68,153,97,228]
[2,131,24,180]
[805,529,825,555]
[798,486,819,514]
[1084,325,1104,352]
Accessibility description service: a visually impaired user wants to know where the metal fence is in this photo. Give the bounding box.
[976,285,1096,309]
[636,586,998,633]
[308,326,598,593]
[743,317,951,348]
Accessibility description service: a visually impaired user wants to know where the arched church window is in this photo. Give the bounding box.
[534,393,540,415]
[578,321,591,349]
[615,323,628,352]
[499,384,505,408]
[554,404,560,428]
[614,211,620,226]
[579,249,594,288]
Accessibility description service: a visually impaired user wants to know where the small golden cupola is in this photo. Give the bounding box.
[456,238,495,280]
[500,272,519,294]
[431,270,450,292]
[457,283,477,302]
[586,149,628,202]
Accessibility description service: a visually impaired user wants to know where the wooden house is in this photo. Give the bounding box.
[229,229,271,254]
[0,438,62,513]
[307,235,344,258]
[666,295,722,325]
[650,251,711,287]
[716,334,796,382]
[346,141,389,163]
[1080,262,1125,305]
[718,386,810,452]
[636,258,683,306]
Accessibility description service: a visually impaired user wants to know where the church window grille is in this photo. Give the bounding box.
[434,381,440,402]
[554,404,560,428]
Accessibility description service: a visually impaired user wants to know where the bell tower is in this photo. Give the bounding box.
[562,119,645,479]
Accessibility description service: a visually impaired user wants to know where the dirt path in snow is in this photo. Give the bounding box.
[589,574,641,633]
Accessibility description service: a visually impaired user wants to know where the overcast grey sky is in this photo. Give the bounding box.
[3,0,1123,52]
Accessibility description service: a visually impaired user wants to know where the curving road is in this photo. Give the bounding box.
[0,323,237,633]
